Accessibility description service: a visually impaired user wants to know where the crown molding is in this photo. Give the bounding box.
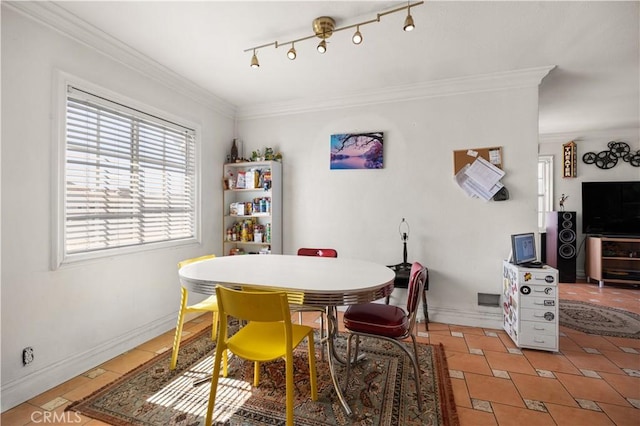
[237,65,556,121]
[4,1,236,119]
[539,126,640,144]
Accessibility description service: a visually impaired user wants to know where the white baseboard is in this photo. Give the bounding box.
[1,313,177,412]
[427,306,504,330]
[341,297,504,330]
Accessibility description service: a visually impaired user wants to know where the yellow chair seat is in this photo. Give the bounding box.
[227,322,313,362]
[186,295,218,312]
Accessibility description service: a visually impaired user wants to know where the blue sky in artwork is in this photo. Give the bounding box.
[331,134,365,155]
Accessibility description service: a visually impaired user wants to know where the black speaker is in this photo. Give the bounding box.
[546,211,577,283]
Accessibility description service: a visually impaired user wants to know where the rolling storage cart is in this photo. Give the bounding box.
[502,261,559,352]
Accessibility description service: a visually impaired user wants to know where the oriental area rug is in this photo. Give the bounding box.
[67,326,458,426]
[559,299,640,339]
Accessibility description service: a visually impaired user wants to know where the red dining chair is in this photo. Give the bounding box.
[294,248,338,356]
[297,248,338,258]
[342,261,427,410]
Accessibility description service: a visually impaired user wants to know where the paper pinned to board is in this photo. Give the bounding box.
[454,157,506,201]
[489,148,502,165]
[464,156,505,190]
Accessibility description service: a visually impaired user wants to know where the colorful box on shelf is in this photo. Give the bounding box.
[229,202,245,216]
[245,170,259,189]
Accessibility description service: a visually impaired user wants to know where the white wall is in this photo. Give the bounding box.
[540,128,640,277]
[1,9,232,410]
[237,83,542,328]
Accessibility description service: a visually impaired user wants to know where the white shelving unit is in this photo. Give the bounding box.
[222,161,282,255]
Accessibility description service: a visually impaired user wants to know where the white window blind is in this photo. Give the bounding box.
[64,86,196,257]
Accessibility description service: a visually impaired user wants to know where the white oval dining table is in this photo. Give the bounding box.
[178,254,396,416]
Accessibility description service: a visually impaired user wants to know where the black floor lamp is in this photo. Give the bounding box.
[386,218,429,329]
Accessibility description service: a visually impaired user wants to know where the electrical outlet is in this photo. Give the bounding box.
[22,347,34,366]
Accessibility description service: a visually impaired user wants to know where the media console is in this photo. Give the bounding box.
[585,235,640,287]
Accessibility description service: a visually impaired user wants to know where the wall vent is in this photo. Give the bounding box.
[477,293,500,307]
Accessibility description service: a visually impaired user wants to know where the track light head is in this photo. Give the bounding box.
[352,26,363,45]
[403,12,415,31]
[250,50,260,68]
[287,44,297,60]
[317,39,327,54]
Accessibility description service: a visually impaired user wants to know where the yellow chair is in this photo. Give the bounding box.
[205,286,318,426]
[170,254,219,370]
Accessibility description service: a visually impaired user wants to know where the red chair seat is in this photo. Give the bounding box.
[343,303,409,338]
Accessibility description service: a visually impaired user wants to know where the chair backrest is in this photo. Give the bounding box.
[406,262,427,331]
[215,286,294,349]
[178,254,216,269]
[216,286,292,325]
[297,248,338,258]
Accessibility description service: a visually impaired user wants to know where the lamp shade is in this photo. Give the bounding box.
[250,53,259,68]
[352,28,363,44]
[403,13,415,31]
[317,39,327,53]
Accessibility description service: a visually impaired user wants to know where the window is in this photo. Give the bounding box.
[537,155,554,231]
[58,85,197,265]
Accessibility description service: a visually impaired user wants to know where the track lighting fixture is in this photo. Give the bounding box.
[314,16,334,54]
[404,14,415,31]
[250,50,259,68]
[404,4,415,32]
[317,39,327,53]
[352,25,363,45]
[244,1,423,68]
[287,43,296,60]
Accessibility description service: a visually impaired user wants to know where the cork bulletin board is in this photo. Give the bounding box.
[453,146,503,175]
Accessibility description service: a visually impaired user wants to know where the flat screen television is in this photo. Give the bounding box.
[510,233,537,265]
[582,181,640,235]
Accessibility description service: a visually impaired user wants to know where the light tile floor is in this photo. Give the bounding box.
[2,282,639,425]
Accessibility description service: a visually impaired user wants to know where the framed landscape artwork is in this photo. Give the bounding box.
[330,132,384,169]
